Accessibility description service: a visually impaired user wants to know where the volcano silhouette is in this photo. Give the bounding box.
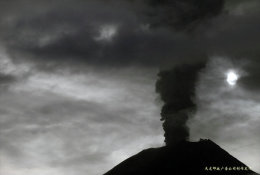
[104,139,259,175]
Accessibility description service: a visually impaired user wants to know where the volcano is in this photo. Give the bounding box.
[104,139,259,175]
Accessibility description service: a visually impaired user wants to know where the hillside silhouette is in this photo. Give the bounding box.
[104,139,259,175]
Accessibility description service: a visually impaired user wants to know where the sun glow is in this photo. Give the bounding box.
[226,71,239,86]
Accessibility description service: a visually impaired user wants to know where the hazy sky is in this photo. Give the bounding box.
[0,0,260,174]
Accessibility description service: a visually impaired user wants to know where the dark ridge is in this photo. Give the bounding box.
[104,139,259,175]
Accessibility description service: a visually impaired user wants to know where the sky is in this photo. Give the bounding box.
[0,0,260,174]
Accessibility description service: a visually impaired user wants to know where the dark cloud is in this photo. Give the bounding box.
[0,0,259,70]
[0,73,16,84]
[0,73,16,90]
[3,14,204,69]
[0,0,258,75]
[0,0,225,70]
[155,63,205,145]
[238,60,260,92]
[139,0,225,31]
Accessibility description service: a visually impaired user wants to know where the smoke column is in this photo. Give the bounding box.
[151,0,224,146]
[156,63,205,146]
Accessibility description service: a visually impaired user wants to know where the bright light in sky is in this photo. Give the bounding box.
[226,71,239,86]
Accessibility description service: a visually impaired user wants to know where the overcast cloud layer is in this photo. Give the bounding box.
[0,52,163,175]
[0,0,260,174]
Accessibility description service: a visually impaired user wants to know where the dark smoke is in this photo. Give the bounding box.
[156,63,205,146]
[152,0,225,146]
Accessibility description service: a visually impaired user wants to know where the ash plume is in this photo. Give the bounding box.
[151,0,225,146]
[156,63,205,146]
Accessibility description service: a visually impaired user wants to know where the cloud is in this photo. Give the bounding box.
[94,25,118,42]
[0,73,16,89]
[0,0,222,69]
[0,0,259,73]
[135,0,225,31]
[0,65,163,175]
